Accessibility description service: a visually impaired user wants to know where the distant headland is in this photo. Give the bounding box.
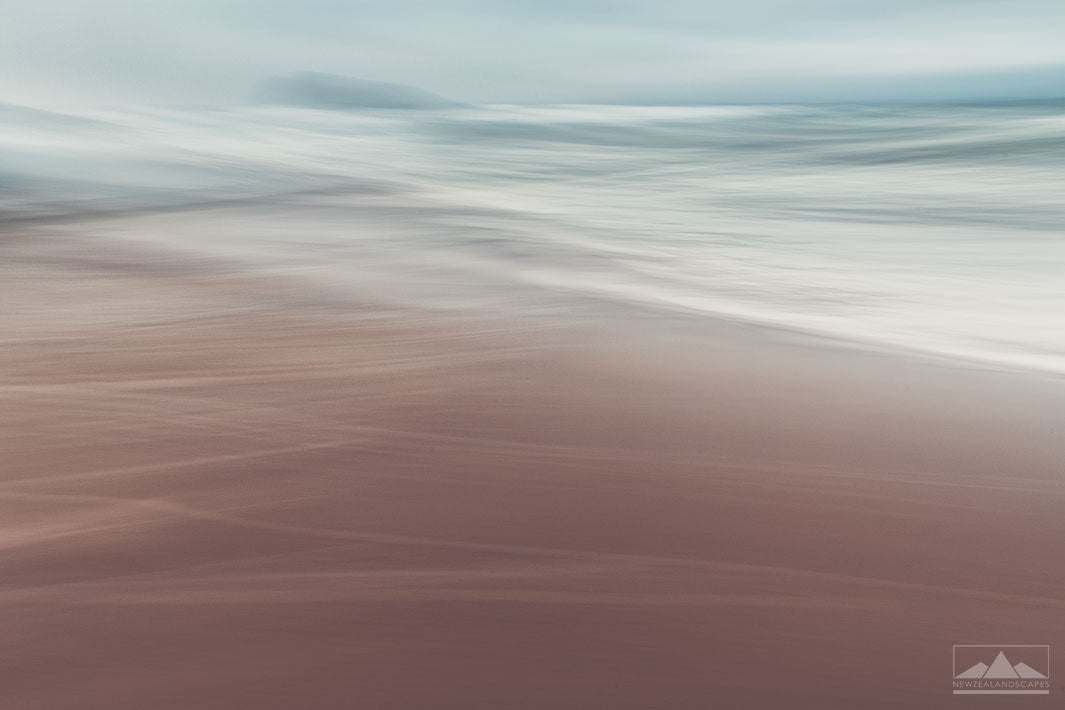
[253,72,461,110]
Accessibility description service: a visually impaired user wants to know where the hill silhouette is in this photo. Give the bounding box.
[254,72,460,110]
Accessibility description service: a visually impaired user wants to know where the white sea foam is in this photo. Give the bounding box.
[3,101,1064,374]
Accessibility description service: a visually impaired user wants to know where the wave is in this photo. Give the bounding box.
[3,101,1064,375]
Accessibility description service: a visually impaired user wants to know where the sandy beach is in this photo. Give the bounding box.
[2,223,1064,709]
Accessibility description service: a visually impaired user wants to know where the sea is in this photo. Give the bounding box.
[3,100,1064,373]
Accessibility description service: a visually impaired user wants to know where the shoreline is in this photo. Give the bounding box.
[2,228,1064,708]
[12,195,1065,381]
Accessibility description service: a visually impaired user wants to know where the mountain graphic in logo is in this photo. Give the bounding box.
[955,651,1048,679]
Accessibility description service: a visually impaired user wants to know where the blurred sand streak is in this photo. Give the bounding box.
[2,229,1064,709]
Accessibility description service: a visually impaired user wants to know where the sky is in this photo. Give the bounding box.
[2,0,1065,107]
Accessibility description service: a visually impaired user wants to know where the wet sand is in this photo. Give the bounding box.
[2,228,1064,709]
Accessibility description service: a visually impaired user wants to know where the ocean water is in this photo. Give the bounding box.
[3,101,1065,373]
